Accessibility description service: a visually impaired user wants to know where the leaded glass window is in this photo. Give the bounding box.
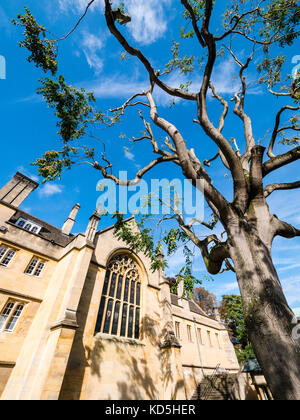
[94,254,142,339]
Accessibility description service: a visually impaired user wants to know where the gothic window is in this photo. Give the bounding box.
[0,245,16,267]
[94,254,142,339]
[25,257,46,277]
[0,301,25,332]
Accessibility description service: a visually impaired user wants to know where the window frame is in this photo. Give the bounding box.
[94,254,142,340]
[0,245,16,268]
[207,330,213,347]
[187,325,193,342]
[215,333,221,349]
[25,257,46,277]
[0,300,26,333]
[175,321,181,340]
[16,218,42,235]
[197,328,203,345]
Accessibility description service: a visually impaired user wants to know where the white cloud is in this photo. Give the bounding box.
[281,276,300,307]
[58,0,172,45]
[87,74,148,99]
[38,184,63,198]
[125,0,172,45]
[58,0,103,13]
[81,31,104,74]
[124,148,135,161]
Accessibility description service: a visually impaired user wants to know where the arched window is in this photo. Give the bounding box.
[94,254,141,339]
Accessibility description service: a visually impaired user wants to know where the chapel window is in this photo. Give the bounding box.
[94,254,142,339]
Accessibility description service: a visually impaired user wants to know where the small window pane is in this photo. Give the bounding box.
[120,304,128,337]
[94,297,106,334]
[116,275,123,300]
[135,308,140,339]
[0,302,14,331]
[111,302,120,335]
[130,280,135,304]
[128,306,134,338]
[5,304,24,332]
[0,247,7,260]
[109,273,117,297]
[136,283,141,306]
[34,262,45,277]
[102,270,110,296]
[1,250,15,267]
[17,220,25,227]
[24,224,32,231]
[31,227,38,234]
[103,300,113,334]
[25,259,38,275]
[123,278,129,302]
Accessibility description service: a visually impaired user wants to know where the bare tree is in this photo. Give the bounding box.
[13,0,300,399]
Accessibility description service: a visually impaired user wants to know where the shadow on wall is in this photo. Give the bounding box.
[59,272,185,400]
[59,269,100,400]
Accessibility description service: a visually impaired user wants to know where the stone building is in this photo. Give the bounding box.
[0,172,239,400]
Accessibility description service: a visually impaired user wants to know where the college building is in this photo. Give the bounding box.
[0,172,267,400]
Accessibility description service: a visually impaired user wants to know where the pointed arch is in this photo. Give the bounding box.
[94,252,143,339]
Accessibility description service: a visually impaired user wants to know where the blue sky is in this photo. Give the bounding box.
[0,0,299,309]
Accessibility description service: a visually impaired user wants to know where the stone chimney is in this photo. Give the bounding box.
[212,295,222,323]
[0,172,39,207]
[85,209,101,242]
[62,204,80,235]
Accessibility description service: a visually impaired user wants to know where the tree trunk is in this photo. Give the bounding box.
[228,223,300,400]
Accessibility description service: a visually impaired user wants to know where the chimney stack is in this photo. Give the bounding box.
[85,209,101,242]
[0,172,39,207]
[62,204,80,235]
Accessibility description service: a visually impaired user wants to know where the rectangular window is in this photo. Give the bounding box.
[0,301,25,332]
[0,246,16,267]
[187,325,193,342]
[197,328,203,345]
[207,331,212,347]
[175,321,181,340]
[25,257,46,277]
[215,333,221,349]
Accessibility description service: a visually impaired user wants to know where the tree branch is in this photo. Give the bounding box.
[197,1,248,212]
[264,181,300,198]
[275,218,300,239]
[268,105,300,158]
[104,0,197,102]
[263,146,300,176]
[228,45,256,167]
[146,85,229,218]
[180,0,205,47]
[215,8,260,41]
[93,154,177,186]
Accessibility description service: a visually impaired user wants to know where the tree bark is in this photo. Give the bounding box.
[227,222,300,400]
